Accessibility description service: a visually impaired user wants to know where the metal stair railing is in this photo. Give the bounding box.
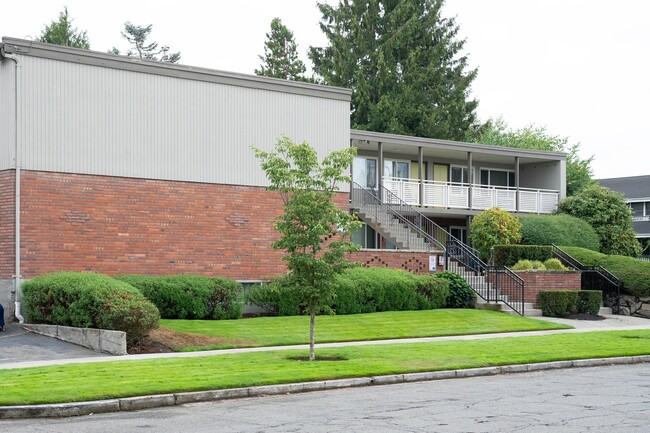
[446,239,525,316]
[352,182,455,251]
[550,244,621,313]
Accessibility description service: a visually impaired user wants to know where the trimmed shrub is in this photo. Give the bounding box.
[432,271,474,308]
[543,258,568,271]
[117,275,244,320]
[577,291,602,315]
[246,268,451,316]
[562,246,650,298]
[519,214,600,251]
[470,208,522,261]
[493,245,553,267]
[539,290,579,317]
[22,272,159,344]
[511,260,548,271]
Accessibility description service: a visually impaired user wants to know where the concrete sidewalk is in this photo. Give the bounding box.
[1,314,649,370]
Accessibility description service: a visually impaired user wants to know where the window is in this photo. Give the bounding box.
[384,159,410,179]
[451,165,470,184]
[351,223,377,249]
[631,202,644,217]
[480,168,516,188]
[353,157,377,189]
[450,226,467,244]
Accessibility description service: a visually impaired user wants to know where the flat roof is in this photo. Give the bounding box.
[1,37,352,102]
[351,129,567,162]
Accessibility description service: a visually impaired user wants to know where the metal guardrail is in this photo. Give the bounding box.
[446,239,525,316]
[550,244,621,314]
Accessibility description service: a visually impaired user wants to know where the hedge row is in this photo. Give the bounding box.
[22,272,160,344]
[561,246,650,298]
[493,245,554,267]
[116,275,244,320]
[246,268,474,316]
[539,290,601,317]
[519,215,600,251]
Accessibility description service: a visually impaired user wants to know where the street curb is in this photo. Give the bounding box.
[2,355,649,419]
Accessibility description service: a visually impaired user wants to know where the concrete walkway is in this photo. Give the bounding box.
[1,314,649,371]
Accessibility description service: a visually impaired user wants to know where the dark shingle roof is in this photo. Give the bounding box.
[599,175,650,199]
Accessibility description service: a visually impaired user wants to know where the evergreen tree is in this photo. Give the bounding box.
[309,0,478,141]
[37,7,90,49]
[110,22,181,63]
[256,18,307,80]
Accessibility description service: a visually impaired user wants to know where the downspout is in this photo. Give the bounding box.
[1,47,24,323]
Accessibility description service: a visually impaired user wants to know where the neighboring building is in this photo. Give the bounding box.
[0,37,567,318]
[599,175,650,255]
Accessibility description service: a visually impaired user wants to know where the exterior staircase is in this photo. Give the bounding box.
[350,182,527,316]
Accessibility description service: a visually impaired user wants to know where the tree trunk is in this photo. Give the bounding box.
[309,311,316,361]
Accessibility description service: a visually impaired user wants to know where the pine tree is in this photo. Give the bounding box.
[110,22,181,63]
[37,7,90,49]
[309,0,478,141]
[255,18,307,80]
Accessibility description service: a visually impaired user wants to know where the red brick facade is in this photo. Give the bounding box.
[349,250,444,273]
[0,170,15,279]
[9,170,441,281]
[515,271,581,308]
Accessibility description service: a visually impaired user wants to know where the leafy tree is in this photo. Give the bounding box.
[558,185,641,256]
[255,18,307,81]
[309,0,478,141]
[110,22,180,63]
[253,136,360,361]
[471,118,594,196]
[470,208,522,261]
[37,7,90,49]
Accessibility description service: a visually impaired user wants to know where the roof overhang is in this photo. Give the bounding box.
[1,37,352,102]
[351,130,566,165]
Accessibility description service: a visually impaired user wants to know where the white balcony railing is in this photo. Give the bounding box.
[382,177,559,214]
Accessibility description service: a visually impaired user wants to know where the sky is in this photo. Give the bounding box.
[2,0,648,179]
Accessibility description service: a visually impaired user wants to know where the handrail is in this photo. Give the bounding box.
[550,244,621,313]
[446,239,525,316]
[351,182,440,251]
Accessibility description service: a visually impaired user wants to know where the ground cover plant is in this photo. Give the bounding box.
[158,310,569,351]
[2,329,650,406]
[22,272,159,344]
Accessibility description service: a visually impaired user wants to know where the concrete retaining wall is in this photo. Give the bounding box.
[22,324,127,355]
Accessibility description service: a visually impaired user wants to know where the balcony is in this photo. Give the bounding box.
[383,177,559,214]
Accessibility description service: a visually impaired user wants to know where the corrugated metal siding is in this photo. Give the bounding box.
[18,56,350,187]
[0,60,15,169]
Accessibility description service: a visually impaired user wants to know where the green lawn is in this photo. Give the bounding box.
[161,309,572,350]
[2,330,650,406]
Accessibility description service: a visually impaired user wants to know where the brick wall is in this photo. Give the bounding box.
[349,250,444,273]
[0,170,15,279]
[515,271,581,308]
[19,170,441,280]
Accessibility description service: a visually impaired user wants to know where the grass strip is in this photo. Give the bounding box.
[161,309,571,350]
[2,329,649,406]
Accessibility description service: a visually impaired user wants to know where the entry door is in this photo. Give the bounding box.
[433,164,448,182]
[410,162,428,181]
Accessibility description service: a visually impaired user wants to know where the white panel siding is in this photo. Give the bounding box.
[0,60,15,170]
[17,57,350,188]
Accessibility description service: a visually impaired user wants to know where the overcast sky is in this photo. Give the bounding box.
[3,0,648,179]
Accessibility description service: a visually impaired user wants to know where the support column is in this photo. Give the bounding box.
[467,151,473,209]
[378,141,384,201]
[466,215,472,246]
[418,146,424,207]
[349,139,354,203]
[515,156,520,212]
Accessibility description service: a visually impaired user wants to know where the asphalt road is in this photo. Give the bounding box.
[3,363,649,432]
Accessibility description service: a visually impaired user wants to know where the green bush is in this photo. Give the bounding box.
[22,272,159,344]
[470,208,522,261]
[246,268,451,316]
[539,291,579,317]
[432,271,474,308]
[116,275,244,320]
[562,246,650,298]
[511,260,548,271]
[577,291,602,315]
[543,258,568,271]
[519,214,600,251]
[493,245,553,267]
